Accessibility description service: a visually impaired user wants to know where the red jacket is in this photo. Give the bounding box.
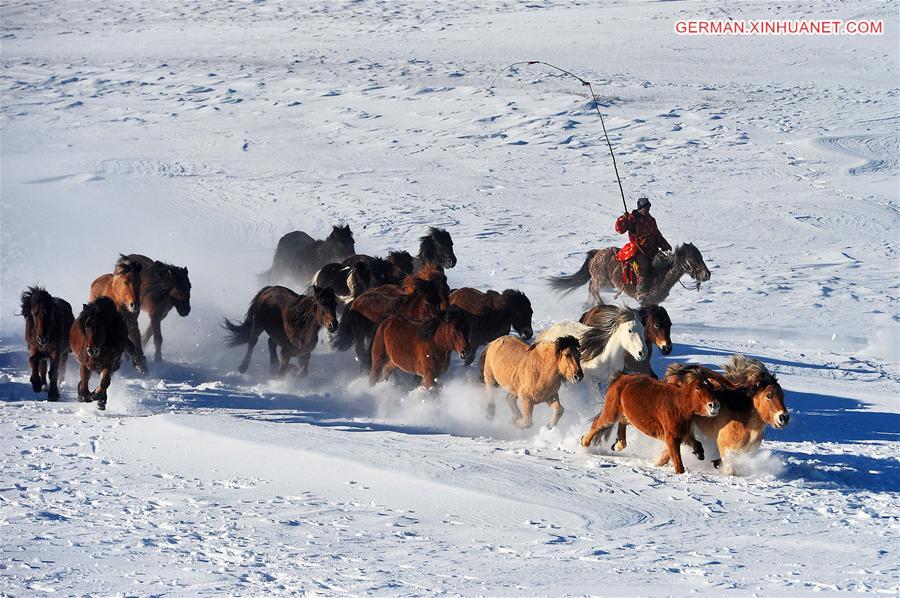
[615,211,671,257]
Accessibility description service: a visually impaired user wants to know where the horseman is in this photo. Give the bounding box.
[615,197,671,300]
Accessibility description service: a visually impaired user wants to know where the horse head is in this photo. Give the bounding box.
[553,335,583,384]
[415,264,450,310]
[723,355,789,429]
[612,307,646,361]
[502,289,534,340]
[387,251,415,279]
[311,286,339,334]
[441,306,471,360]
[676,243,711,285]
[114,255,143,314]
[640,305,672,355]
[22,286,54,349]
[326,224,355,260]
[169,265,192,316]
[419,227,456,269]
[79,297,118,358]
[686,369,721,418]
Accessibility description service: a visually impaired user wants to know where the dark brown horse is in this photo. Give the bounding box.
[581,370,720,474]
[449,288,533,366]
[369,307,471,391]
[224,286,338,377]
[21,286,74,401]
[332,271,447,370]
[124,254,191,363]
[550,243,711,305]
[581,303,672,377]
[414,227,457,271]
[312,251,414,305]
[70,297,134,410]
[264,224,355,287]
[89,255,146,374]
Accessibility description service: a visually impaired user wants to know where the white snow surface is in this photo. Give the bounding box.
[1,0,898,595]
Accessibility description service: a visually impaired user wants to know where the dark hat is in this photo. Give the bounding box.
[637,197,651,210]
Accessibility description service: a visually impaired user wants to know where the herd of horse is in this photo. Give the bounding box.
[19,224,789,474]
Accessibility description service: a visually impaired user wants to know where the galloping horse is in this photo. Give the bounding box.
[549,243,711,305]
[223,286,338,377]
[21,286,74,401]
[125,254,192,363]
[89,255,146,374]
[369,307,470,391]
[660,356,789,474]
[449,288,533,366]
[581,303,672,377]
[70,297,134,410]
[581,370,720,474]
[480,335,583,430]
[264,224,355,287]
[537,306,645,396]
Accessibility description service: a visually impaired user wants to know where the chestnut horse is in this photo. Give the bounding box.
[20,286,74,401]
[332,266,449,369]
[89,255,146,374]
[449,288,533,366]
[480,335,583,430]
[581,303,672,377]
[369,307,471,391]
[660,356,789,474]
[223,286,338,377]
[581,370,720,474]
[264,224,355,287]
[70,297,134,410]
[124,254,191,363]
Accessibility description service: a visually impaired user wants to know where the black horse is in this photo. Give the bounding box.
[262,224,355,288]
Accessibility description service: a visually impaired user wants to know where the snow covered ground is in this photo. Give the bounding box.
[1,0,898,594]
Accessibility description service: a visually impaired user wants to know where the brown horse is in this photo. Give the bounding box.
[89,255,146,374]
[369,307,471,390]
[660,356,789,474]
[70,297,134,410]
[21,286,74,401]
[480,335,583,430]
[332,267,448,369]
[581,370,720,474]
[450,288,533,366]
[223,286,338,377]
[581,303,672,377]
[550,243,711,306]
[124,254,191,363]
[264,224,355,287]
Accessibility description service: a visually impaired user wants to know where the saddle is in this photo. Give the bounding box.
[616,243,639,286]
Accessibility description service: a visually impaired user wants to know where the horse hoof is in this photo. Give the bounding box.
[97,401,106,411]
[612,440,627,452]
[580,435,591,447]
[712,459,721,469]
[30,377,42,393]
[47,391,59,402]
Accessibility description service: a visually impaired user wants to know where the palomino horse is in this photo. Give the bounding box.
[480,335,583,430]
[581,370,720,474]
[549,243,711,306]
[537,306,645,397]
[449,288,533,366]
[264,224,355,287]
[89,255,146,374]
[21,286,74,401]
[660,356,789,474]
[70,297,134,410]
[581,303,672,377]
[125,254,192,363]
[312,251,414,305]
[414,227,457,271]
[223,286,338,377]
[369,307,471,391]
[332,266,448,369]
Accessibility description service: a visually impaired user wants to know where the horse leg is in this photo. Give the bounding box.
[614,423,628,452]
[47,353,60,401]
[277,345,294,377]
[29,353,43,393]
[39,358,48,390]
[77,365,92,402]
[93,367,112,410]
[502,392,522,423]
[150,315,163,363]
[581,397,619,448]
[58,352,69,386]
[141,322,153,348]
[546,393,564,429]
[237,325,263,374]
[267,338,279,375]
[665,435,685,474]
[514,397,534,429]
[295,351,311,378]
[123,315,147,375]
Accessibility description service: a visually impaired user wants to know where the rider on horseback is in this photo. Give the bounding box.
[615,197,671,300]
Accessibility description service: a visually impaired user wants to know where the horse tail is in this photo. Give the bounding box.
[332,306,362,351]
[547,250,598,295]
[222,290,264,347]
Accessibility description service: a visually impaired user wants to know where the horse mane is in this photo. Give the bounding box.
[554,334,580,356]
[579,306,638,362]
[666,362,756,411]
[722,354,778,389]
[638,304,670,329]
[291,287,337,325]
[114,254,143,276]
[387,250,414,274]
[664,363,711,386]
[501,289,531,316]
[20,285,51,320]
[142,261,176,303]
[418,227,453,264]
[329,224,354,246]
[77,297,123,336]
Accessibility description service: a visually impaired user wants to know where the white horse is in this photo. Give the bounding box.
[537,305,646,395]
